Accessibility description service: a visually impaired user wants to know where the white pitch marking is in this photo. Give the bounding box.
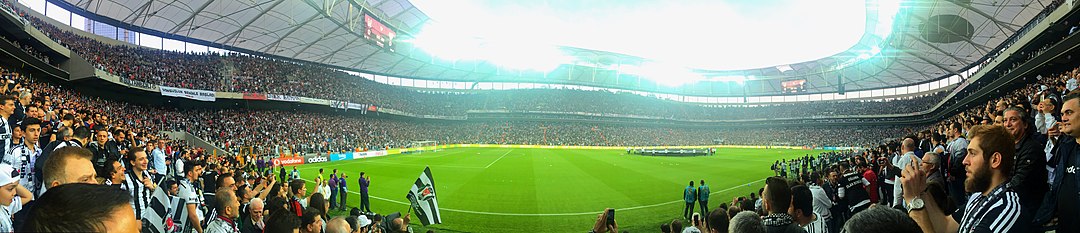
[483,149,514,168]
[300,177,764,216]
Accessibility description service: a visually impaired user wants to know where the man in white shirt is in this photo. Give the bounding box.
[150,140,167,175]
[807,174,832,223]
[1035,96,1058,135]
[893,138,922,206]
[174,151,187,180]
[1067,77,1077,91]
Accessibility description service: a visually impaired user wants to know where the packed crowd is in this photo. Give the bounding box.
[475,89,948,120]
[664,93,1076,233]
[0,35,51,65]
[18,78,916,156]
[656,59,1080,233]
[0,61,417,232]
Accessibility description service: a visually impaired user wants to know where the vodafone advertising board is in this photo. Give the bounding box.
[272,157,305,166]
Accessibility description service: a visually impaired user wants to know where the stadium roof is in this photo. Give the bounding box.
[53,0,1055,96]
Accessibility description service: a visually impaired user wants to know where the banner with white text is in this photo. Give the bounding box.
[159,86,216,102]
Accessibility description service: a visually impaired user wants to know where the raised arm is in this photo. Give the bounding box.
[901,156,958,233]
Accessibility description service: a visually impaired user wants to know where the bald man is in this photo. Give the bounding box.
[893,138,923,207]
[325,217,351,233]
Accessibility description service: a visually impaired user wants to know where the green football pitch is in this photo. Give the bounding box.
[295,147,825,232]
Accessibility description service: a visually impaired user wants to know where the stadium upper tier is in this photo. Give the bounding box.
[38,0,1056,97]
[10,5,950,121]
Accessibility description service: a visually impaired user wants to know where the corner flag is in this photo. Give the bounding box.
[406,167,442,226]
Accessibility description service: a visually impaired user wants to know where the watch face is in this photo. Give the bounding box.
[911,198,925,209]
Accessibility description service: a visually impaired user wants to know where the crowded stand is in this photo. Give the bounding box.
[740,54,1080,233]
[4,63,912,154]
[0,0,1079,232]
[0,35,50,65]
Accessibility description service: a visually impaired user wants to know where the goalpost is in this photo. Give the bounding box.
[406,141,439,154]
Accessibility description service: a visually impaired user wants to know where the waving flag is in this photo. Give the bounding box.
[144,177,181,233]
[406,167,442,226]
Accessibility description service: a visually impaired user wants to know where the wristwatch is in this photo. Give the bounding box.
[906,196,925,212]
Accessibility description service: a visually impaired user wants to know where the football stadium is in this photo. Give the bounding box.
[0,0,1077,232]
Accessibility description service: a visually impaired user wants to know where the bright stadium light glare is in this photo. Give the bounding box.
[410,0,868,71]
[621,62,704,86]
[483,41,572,71]
[874,0,904,38]
[408,22,570,72]
[709,75,749,85]
[407,24,485,61]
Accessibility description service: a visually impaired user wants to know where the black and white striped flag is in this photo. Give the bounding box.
[144,182,173,233]
[406,167,442,226]
[170,193,188,233]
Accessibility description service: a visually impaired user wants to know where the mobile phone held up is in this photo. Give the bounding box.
[606,209,615,226]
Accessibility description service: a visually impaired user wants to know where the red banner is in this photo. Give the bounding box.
[367,105,378,112]
[272,157,305,166]
[243,93,267,100]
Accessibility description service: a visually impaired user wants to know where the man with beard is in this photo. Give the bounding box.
[112,129,130,158]
[901,125,1024,233]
